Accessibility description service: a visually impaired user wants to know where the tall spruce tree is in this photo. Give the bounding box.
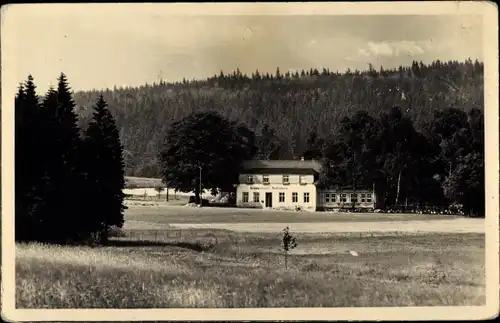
[49,73,85,243]
[36,87,67,242]
[83,94,126,243]
[15,76,43,241]
[15,82,29,241]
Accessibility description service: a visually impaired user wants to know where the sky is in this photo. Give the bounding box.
[2,3,486,94]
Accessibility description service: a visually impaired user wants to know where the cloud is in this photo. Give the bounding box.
[359,40,426,58]
[420,39,450,53]
[357,48,371,57]
[368,41,394,56]
[393,41,425,56]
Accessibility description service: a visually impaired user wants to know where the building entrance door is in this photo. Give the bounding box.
[265,192,273,208]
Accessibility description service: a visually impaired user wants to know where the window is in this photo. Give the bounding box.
[253,192,260,203]
[246,175,253,184]
[282,175,290,185]
[243,192,249,203]
[351,193,358,203]
[279,192,285,203]
[304,192,310,203]
[366,193,372,203]
[299,175,306,184]
[361,193,366,202]
[340,193,347,202]
[325,193,330,203]
[332,193,336,202]
[292,192,298,203]
[263,175,270,184]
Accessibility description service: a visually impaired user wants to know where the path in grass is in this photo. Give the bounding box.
[167,218,484,234]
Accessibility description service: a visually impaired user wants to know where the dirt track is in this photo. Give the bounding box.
[168,218,485,233]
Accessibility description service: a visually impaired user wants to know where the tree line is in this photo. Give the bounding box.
[315,105,484,216]
[157,105,484,217]
[15,74,126,244]
[15,58,485,245]
[72,59,484,178]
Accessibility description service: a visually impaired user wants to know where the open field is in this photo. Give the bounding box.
[16,206,485,308]
[124,177,213,197]
[15,205,485,308]
[123,187,211,198]
[166,219,484,234]
[124,204,467,224]
[125,176,163,188]
[124,196,190,207]
[16,228,485,308]
[123,177,212,206]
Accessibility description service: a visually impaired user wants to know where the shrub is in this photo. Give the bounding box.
[107,226,126,238]
[282,226,298,270]
[188,196,211,206]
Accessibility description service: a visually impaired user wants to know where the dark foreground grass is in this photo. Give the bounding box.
[16,229,485,308]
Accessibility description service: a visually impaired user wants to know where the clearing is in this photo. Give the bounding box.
[15,205,485,308]
[124,204,468,224]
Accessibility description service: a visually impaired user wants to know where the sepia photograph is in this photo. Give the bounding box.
[1,2,498,322]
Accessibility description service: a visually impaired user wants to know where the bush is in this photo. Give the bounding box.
[107,226,126,238]
[238,202,263,209]
[282,226,298,270]
[188,196,210,206]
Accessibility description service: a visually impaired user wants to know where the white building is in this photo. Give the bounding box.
[236,159,321,212]
[317,187,376,211]
[236,159,376,212]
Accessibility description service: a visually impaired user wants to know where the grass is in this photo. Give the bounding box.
[16,228,485,308]
[125,204,460,224]
[125,176,163,189]
[125,196,190,207]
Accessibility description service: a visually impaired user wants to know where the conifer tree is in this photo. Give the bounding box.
[15,83,28,240]
[49,73,85,243]
[254,69,261,81]
[15,76,43,241]
[36,87,66,242]
[275,67,282,80]
[83,94,126,243]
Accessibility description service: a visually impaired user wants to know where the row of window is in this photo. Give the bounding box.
[242,192,311,203]
[246,175,306,185]
[324,193,372,203]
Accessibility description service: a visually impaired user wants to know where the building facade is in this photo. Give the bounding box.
[236,160,321,212]
[236,159,376,212]
[317,188,376,211]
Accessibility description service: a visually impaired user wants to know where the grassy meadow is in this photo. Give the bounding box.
[123,175,191,206]
[16,224,485,308]
[125,176,164,188]
[124,204,460,224]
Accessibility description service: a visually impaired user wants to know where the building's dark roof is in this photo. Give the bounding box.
[243,160,322,173]
[244,168,319,175]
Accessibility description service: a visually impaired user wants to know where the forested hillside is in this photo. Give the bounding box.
[73,59,484,178]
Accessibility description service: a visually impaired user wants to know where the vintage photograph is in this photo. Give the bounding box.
[1,2,498,322]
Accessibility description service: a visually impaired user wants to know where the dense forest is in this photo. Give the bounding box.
[73,59,484,178]
[16,74,125,244]
[15,58,485,224]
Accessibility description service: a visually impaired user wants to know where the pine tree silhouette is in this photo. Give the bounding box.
[83,94,126,243]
